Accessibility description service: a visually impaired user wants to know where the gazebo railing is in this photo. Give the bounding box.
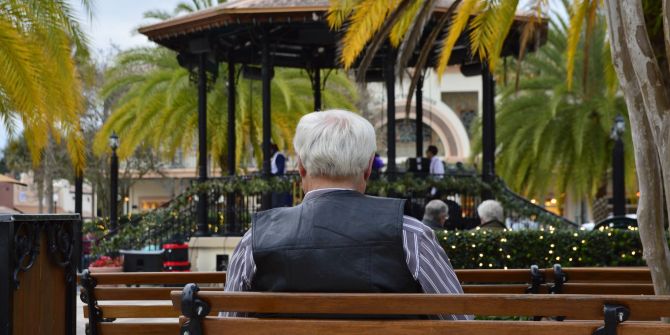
[100,173,575,251]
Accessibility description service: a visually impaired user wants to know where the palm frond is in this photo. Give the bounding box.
[340,0,401,69]
[566,0,589,89]
[435,0,479,77]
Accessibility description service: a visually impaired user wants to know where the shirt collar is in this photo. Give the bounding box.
[303,188,356,201]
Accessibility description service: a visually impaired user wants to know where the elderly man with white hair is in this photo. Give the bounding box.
[423,199,448,231]
[225,110,469,320]
[477,200,506,230]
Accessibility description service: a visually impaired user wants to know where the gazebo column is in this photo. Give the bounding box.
[227,61,236,175]
[385,50,397,174]
[195,52,210,236]
[481,63,496,200]
[415,74,424,157]
[261,30,272,209]
[312,66,321,111]
[226,61,237,233]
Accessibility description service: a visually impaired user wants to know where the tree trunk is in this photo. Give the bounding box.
[604,0,670,296]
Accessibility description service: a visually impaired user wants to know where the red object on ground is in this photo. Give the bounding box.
[162,243,188,249]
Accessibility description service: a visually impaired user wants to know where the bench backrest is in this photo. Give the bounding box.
[172,288,670,335]
[457,266,654,295]
[79,270,226,335]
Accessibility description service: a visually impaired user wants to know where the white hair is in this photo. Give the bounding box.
[423,200,448,221]
[293,109,376,177]
[477,200,504,223]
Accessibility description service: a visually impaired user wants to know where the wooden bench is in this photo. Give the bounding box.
[79,266,655,335]
[172,286,670,335]
[78,270,226,335]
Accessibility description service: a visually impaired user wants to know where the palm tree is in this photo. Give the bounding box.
[96,0,357,172]
[471,13,635,207]
[0,0,90,170]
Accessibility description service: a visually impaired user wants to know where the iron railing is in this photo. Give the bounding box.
[103,172,575,251]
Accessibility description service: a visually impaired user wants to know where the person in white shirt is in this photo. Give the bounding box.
[426,145,445,175]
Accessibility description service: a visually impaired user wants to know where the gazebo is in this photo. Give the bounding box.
[138,0,547,236]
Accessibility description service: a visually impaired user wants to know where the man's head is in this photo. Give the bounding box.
[477,200,504,224]
[271,143,279,155]
[426,145,438,159]
[293,109,376,192]
[423,199,448,227]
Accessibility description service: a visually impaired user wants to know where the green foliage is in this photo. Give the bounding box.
[437,228,655,269]
[0,0,90,170]
[474,13,635,204]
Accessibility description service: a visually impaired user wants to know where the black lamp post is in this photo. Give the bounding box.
[611,115,626,217]
[109,132,119,231]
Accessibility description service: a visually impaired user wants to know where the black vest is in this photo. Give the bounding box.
[250,190,422,294]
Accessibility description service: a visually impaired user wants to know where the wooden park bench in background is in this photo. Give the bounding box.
[173,286,670,335]
[78,270,226,335]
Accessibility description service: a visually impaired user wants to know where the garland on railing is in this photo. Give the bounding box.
[84,174,576,257]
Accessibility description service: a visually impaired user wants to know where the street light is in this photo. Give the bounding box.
[610,115,626,217]
[109,132,119,231]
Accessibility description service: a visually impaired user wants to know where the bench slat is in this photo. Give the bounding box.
[84,305,178,318]
[456,269,541,283]
[200,318,670,335]
[79,272,226,285]
[553,268,652,283]
[462,284,532,294]
[93,287,224,300]
[562,283,654,295]
[171,292,670,320]
[97,322,179,335]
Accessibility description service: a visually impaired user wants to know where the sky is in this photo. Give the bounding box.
[0,0,183,151]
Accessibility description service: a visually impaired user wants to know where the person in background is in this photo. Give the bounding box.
[423,199,448,231]
[270,143,292,207]
[426,145,445,175]
[477,200,506,230]
[225,109,470,320]
[270,143,286,176]
[371,153,384,179]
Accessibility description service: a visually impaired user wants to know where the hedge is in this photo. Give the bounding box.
[435,228,666,269]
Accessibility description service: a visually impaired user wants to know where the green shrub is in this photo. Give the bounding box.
[436,228,662,269]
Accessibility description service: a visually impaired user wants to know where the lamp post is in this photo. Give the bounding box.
[611,115,626,217]
[109,132,119,231]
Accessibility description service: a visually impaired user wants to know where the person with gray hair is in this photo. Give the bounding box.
[225,109,469,320]
[423,199,448,231]
[477,199,506,230]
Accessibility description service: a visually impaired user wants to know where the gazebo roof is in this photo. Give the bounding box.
[138,0,547,72]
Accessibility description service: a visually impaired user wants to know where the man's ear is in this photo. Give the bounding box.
[297,157,307,178]
[363,155,374,181]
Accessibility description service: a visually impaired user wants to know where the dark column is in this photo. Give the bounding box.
[195,52,210,236]
[415,75,424,157]
[227,62,236,175]
[226,61,237,234]
[312,66,321,111]
[385,50,397,174]
[261,31,272,177]
[612,137,626,216]
[261,30,272,210]
[74,171,83,270]
[481,64,496,199]
[110,150,118,231]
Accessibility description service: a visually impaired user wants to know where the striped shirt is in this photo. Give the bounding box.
[224,188,472,320]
